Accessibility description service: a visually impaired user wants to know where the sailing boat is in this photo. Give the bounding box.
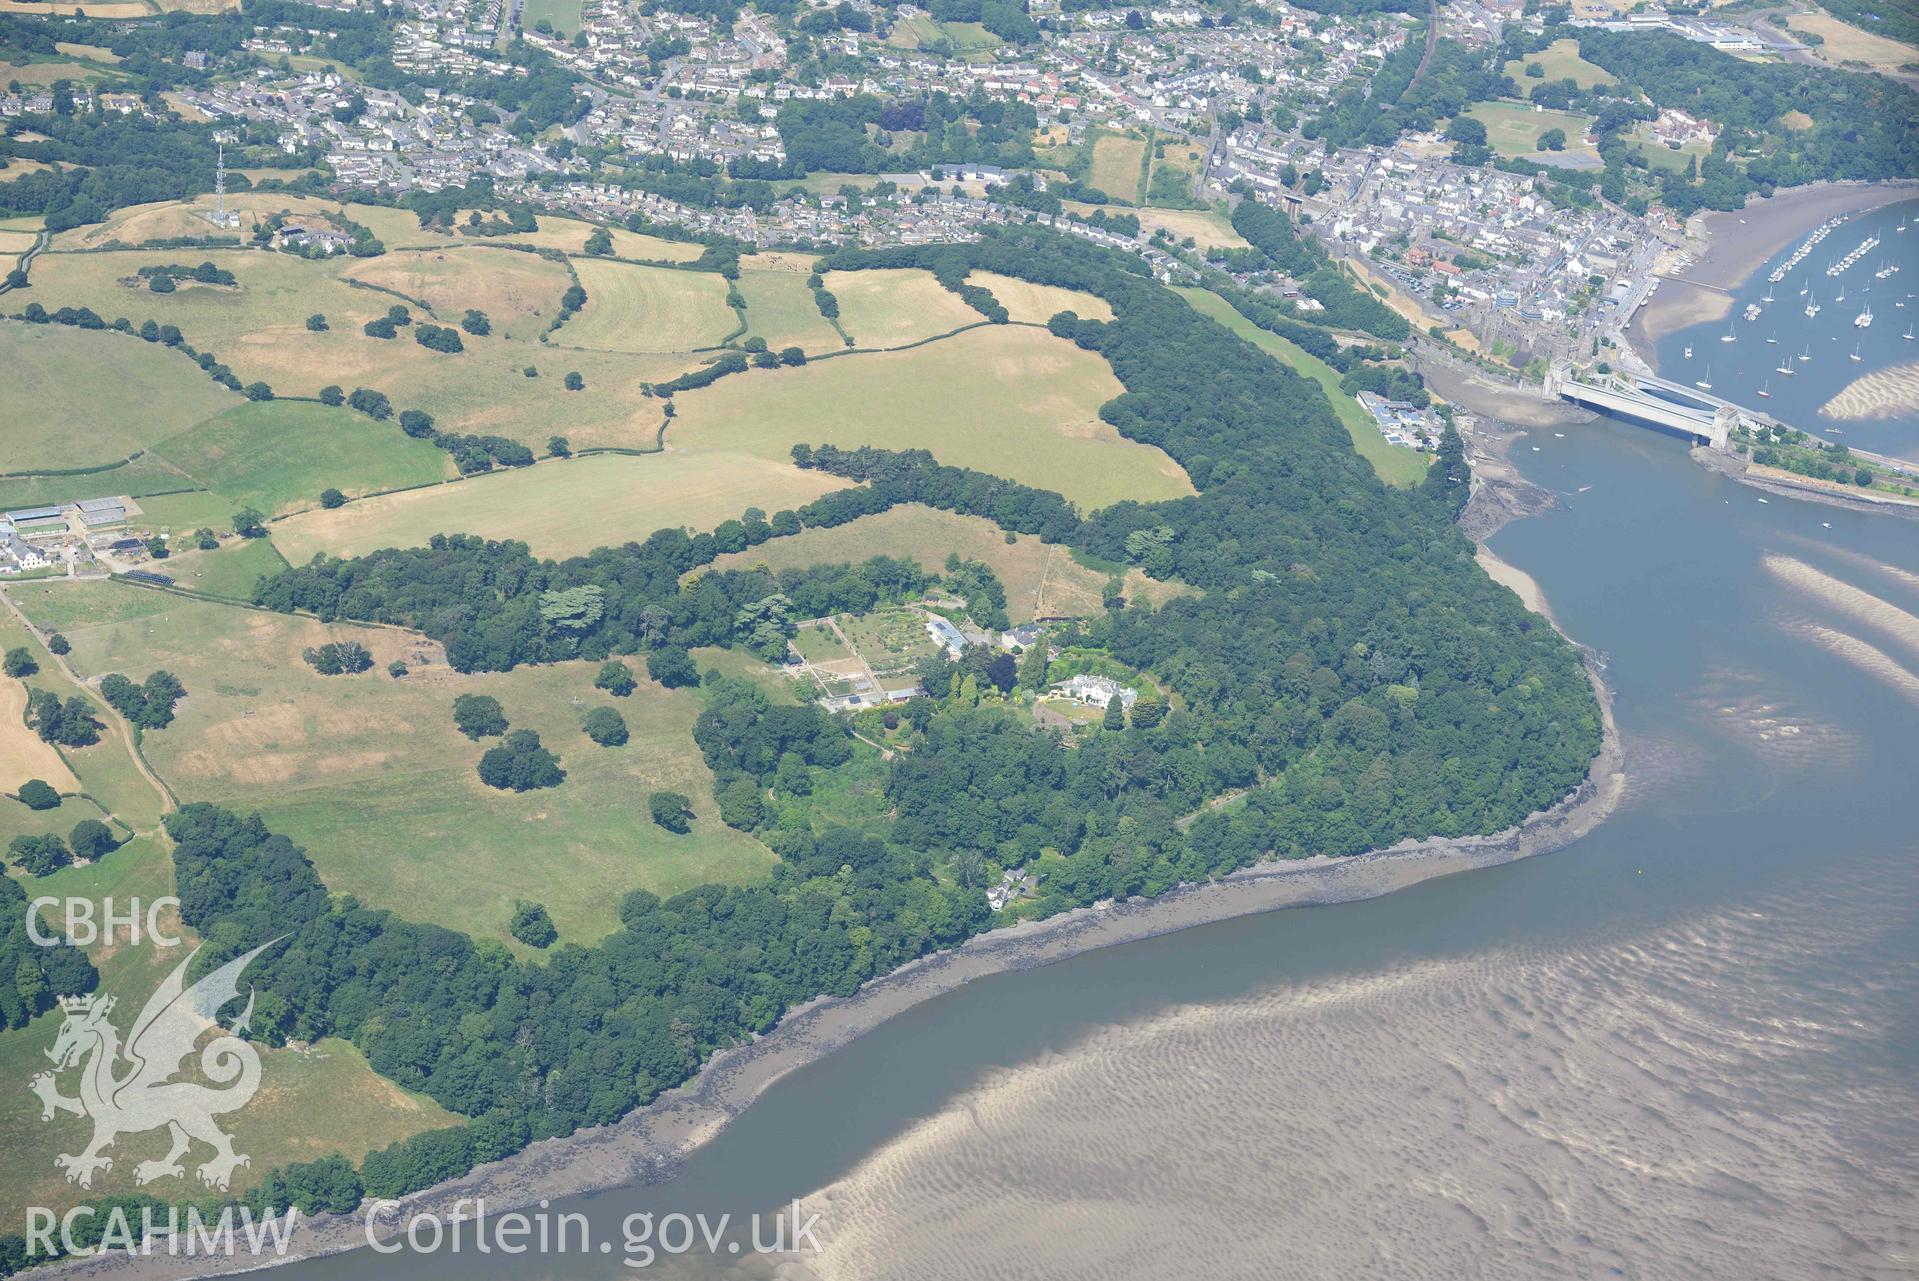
[1766,331,1779,344]
[1850,342,1863,362]
[1806,290,1820,317]
[1762,286,1775,303]
[1721,317,1737,343]
[1798,345,1812,362]
[1903,322,1915,341]
[1776,357,1794,375]
[1684,343,1693,359]
[1695,365,1713,390]
[1757,379,1771,398]
[1856,302,1874,328]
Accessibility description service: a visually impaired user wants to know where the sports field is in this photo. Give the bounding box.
[13,581,778,946]
[1501,38,1616,89]
[556,260,738,353]
[1464,101,1599,160]
[668,325,1192,511]
[965,271,1113,324]
[342,246,573,342]
[820,268,984,348]
[269,451,851,562]
[520,0,582,34]
[738,260,845,352]
[150,400,453,517]
[1177,289,1429,487]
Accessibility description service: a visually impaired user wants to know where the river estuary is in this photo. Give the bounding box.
[265,393,1919,1280]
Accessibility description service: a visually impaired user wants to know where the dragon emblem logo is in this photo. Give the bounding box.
[29,940,282,1191]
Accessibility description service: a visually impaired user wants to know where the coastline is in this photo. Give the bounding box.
[49,474,1627,1281]
[1626,180,1919,362]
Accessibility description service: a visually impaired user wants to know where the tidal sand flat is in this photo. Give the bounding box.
[1822,359,1919,422]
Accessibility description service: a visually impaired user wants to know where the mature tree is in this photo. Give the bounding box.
[716,777,764,829]
[1102,697,1126,731]
[461,309,491,337]
[1538,127,1568,151]
[9,833,70,877]
[68,819,117,861]
[306,313,329,332]
[319,384,345,406]
[508,901,557,948]
[4,647,37,678]
[648,790,693,833]
[547,435,571,458]
[595,660,636,697]
[46,634,70,656]
[583,227,613,256]
[564,371,585,391]
[191,529,218,551]
[320,488,346,509]
[648,648,699,688]
[14,779,60,811]
[303,641,374,675]
[478,730,564,791]
[27,690,100,748]
[244,381,275,401]
[583,706,628,746]
[233,508,267,538]
[451,693,508,739]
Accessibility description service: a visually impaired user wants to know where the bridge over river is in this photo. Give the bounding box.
[1546,363,1750,449]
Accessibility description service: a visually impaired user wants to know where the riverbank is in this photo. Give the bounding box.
[49,531,1627,1281]
[1691,446,1919,519]
[1627,181,1919,359]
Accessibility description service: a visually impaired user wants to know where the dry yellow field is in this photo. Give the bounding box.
[709,505,1126,623]
[822,268,983,348]
[668,325,1191,511]
[52,194,424,251]
[1787,11,1919,73]
[966,270,1113,324]
[270,450,852,562]
[1089,133,1148,200]
[483,216,704,261]
[343,246,572,341]
[557,259,738,353]
[0,678,81,795]
[0,0,150,14]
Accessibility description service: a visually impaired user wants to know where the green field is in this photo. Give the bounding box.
[556,259,738,353]
[886,12,1000,54]
[1501,38,1616,90]
[820,268,984,348]
[150,400,453,517]
[520,0,582,34]
[13,581,780,948]
[1177,289,1429,487]
[738,263,845,353]
[1464,101,1599,160]
[270,450,851,563]
[23,243,707,452]
[0,321,233,474]
[149,534,289,599]
[669,325,1193,512]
